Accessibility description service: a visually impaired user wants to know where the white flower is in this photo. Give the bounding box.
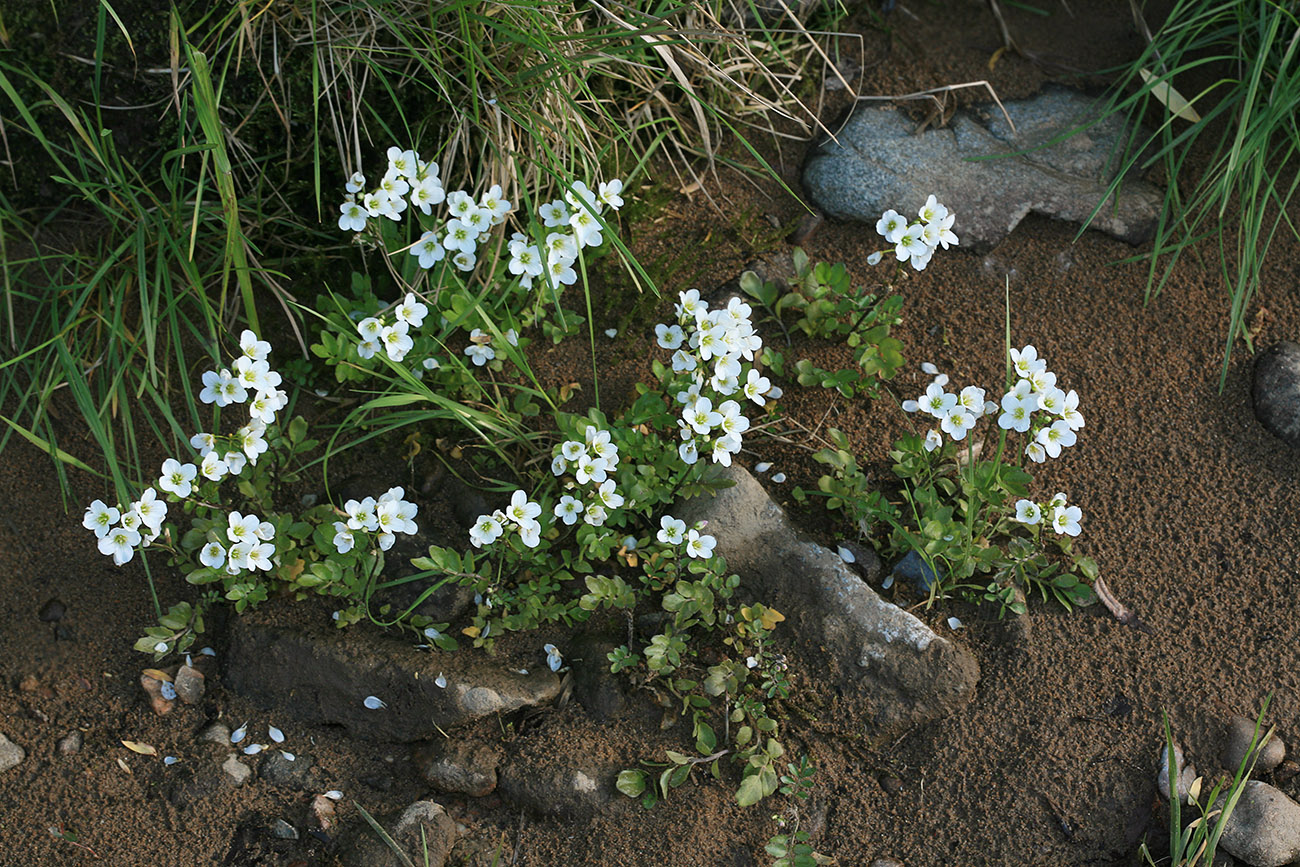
[239,424,268,464]
[922,382,957,418]
[345,497,379,532]
[574,453,608,485]
[338,201,368,232]
[932,211,959,249]
[1025,441,1047,464]
[596,479,624,510]
[716,400,750,437]
[876,209,907,243]
[464,343,495,366]
[381,322,413,362]
[560,440,587,462]
[1014,499,1042,525]
[918,194,947,224]
[199,541,226,569]
[98,525,140,565]
[1011,345,1047,378]
[225,511,259,544]
[239,330,271,362]
[332,522,355,554]
[395,294,428,328]
[685,529,716,559]
[940,408,975,441]
[246,542,274,571]
[583,503,608,527]
[743,369,772,406]
[678,440,699,465]
[957,386,986,414]
[357,317,384,342]
[554,495,584,525]
[867,251,883,266]
[190,432,215,456]
[1061,390,1085,430]
[538,199,569,227]
[998,392,1035,432]
[656,323,685,350]
[505,490,542,526]
[133,488,166,531]
[517,519,541,548]
[469,514,503,548]
[1036,419,1077,458]
[1051,504,1082,537]
[357,340,380,360]
[683,397,721,435]
[598,178,624,210]
[894,225,928,262]
[83,499,121,538]
[657,515,687,546]
[200,451,229,481]
[923,429,942,452]
[1028,368,1057,394]
[411,231,447,269]
[345,171,366,194]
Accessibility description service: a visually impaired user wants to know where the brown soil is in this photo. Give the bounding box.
[4,2,1300,866]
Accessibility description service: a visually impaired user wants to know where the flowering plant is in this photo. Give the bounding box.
[82,331,427,658]
[806,342,1097,614]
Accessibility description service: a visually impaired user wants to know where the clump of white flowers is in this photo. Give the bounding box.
[655,515,716,559]
[548,423,625,529]
[1012,492,1082,537]
[470,489,545,549]
[656,290,780,467]
[332,487,420,554]
[512,179,625,291]
[871,194,958,271]
[83,329,419,575]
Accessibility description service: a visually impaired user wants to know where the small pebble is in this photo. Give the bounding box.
[1223,714,1286,775]
[58,732,83,757]
[0,734,26,772]
[139,673,175,716]
[222,755,251,787]
[271,819,298,840]
[198,722,231,748]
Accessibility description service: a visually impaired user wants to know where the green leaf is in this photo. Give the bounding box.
[616,769,646,798]
[736,773,766,807]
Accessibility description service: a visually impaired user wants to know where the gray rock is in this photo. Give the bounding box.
[1253,342,1300,448]
[271,819,298,840]
[174,665,205,705]
[676,464,979,734]
[1224,715,1286,776]
[338,800,457,867]
[871,859,905,867]
[224,602,563,742]
[568,634,628,723]
[0,734,25,772]
[259,750,319,790]
[1218,781,1300,867]
[412,740,500,797]
[891,550,943,594]
[222,755,252,787]
[57,731,83,757]
[803,85,1163,251]
[497,761,614,821]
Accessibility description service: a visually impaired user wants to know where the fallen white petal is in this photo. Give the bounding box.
[882,575,894,590]
[268,726,285,744]
[363,696,387,710]
[771,472,786,483]
[243,743,265,755]
[947,616,964,630]
[754,462,772,473]
[280,751,295,762]
[921,362,939,375]
[837,545,855,564]
[435,673,447,689]
[324,790,344,801]
[604,328,618,338]
[230,724,247,745]
[163,756,179,766]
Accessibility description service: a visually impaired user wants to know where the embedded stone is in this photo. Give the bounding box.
[1253,341,1300,449]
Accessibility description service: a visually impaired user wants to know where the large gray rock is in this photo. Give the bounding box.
[1218,781,1300,867]
[803,86,1163,250]
[676,465,979,735]
[1253,341,1300,449]
[225,605,563,742]
[338,800,457,867]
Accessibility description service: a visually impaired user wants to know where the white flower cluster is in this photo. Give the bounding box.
[902,345,1084,464]
[332,487,420,553]
[872,195,958,271]
[655,515,716,559]
[549,424,624,529]
[83,330,298,571]
[657,291,780,467]
[470,489,546,549]
[337,146,513,274]
[354,293,429,363]
[1013,492,1083,537]
[198,510,276,574]
[508,179,625,291]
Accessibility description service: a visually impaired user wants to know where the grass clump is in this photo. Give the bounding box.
[1094,0,1300,388]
